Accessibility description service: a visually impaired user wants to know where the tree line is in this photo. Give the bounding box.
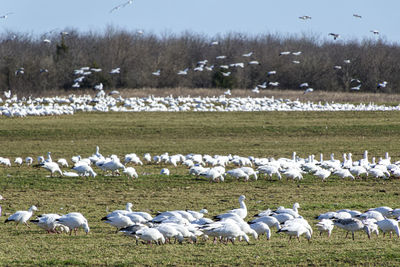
[0,27,399,95]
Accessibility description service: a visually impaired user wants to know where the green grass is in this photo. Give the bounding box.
[1,111,400,266]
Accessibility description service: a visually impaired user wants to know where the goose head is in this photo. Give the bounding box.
[29,205,38,212]
[83,223,90,234]
[200,209,208,214]
[239,195,246,202]
[126,202,133,211]
[293,202,300,210]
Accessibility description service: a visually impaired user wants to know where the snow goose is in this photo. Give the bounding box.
[363,218,379,239]
[39,162,62,177]
[57,158,69,167]
[72,164,97,177]
[333,218,365,240]
[277,222,312,242]
[249,216,281,231]
[187,209,208,220]
[228,195,247,219]
[199,168,225,182]
[56,212,90,235]
[272,213,294,224]
[250,222,271,240]
[349,166,368,178]
[214,213,258,240]
[333,168,354,180]
[5,205,38,228]
[316,211,337,220]
[14,157,23,166]
[369,206,393,218]
[30,213,69,233]
[276,203,300,218]
[225,169,249,181]
[201,219,250,244]
[242,52,253,57]
[102,157,125,176]
[25,157,33,165]
[155,224,184,243]
[316,219,334,237]
[160,168,170,176]
[257,165,281,180]
[102,213,135,232]
[359,210,385,221]
[282,168,303,180]
[123,167,138,179]
[335,211,352,220]
[284,217,313,235]
[368,168,389,179]
[239,167,257,180]
[135,228,165,245]
[375,219,400,238]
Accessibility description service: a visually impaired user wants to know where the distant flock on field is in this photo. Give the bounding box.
[0,147,399,181]
[1,93,400,117]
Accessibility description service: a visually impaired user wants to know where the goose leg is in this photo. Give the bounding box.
[352,232,355,240]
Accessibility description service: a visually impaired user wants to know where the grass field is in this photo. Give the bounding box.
[1,111,400,266]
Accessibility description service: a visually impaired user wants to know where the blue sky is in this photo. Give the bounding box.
[1,0,399,42]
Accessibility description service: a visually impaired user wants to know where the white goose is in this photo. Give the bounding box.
[316,219,334,237]
[102,213,135,232]
[39,162,63,177]
[249,222,271,240]
[56,212,90,235]
[277,222,312,242]
[333,218,365,240]
[375,219,400,238]
[275,203,300,218]
[5,205,38,228]
[30,213,69,233]
[135,228,165,245]
[201,219,250,244]
[249,216,281,230]
[123,167,138,179]
[227,195,247,219]
[72,164,97,177]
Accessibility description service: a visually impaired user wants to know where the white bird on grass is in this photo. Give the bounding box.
[277,222,312,242]
[135,228,165,245]
[316,219,334,237]
[30,213,69,233]
[160,168,170,176]
[333,218,364,240]
[5,205,38,229]
[39,162,63,177]
[56,212,90,235]
[123,167,138,179]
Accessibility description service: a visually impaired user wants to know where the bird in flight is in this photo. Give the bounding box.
[353,14,362,18]
[110,0,133,13]
[299,15,312,20]
[303,88,314,94]
[370,30,379,35]
[328,33,340,40]
[0,12,13,19]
